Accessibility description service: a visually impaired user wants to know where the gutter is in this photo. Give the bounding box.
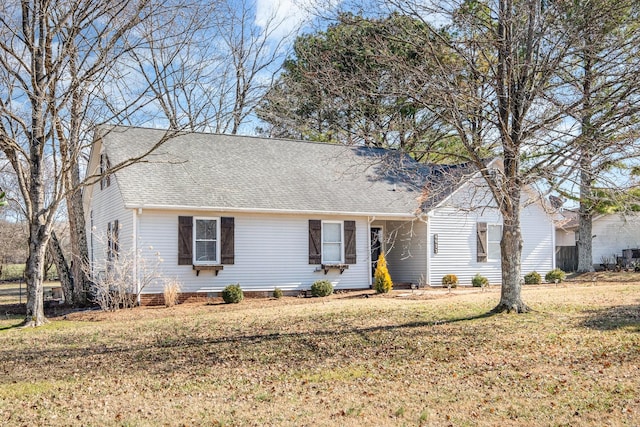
[125,203,416,219]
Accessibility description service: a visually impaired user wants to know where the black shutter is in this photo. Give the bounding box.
[344,220,356,264]
[107,222,112,261]
[178,216,193,265]
[100,154,105,190]
[113,219,119,259]
[221,217,235,264]
[106,156,111,187]
[477,222,487,263]
[309,220,321,264]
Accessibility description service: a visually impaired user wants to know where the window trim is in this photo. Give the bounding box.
[192,216,221,265]
[487,223,502,261]
[321,220,344,264]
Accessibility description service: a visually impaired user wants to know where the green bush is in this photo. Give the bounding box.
[441,274,458,288]
[524,271,541,285]
[545,268,566,283]
[221,284,243,304]
[273,287,283,299]
[471,273,489,288]
[310,280,333,297]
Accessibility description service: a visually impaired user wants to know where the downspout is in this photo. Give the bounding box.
[133,208,140,305]
[551,218,556,270]
[418,212,431,286]
[367,216,376,289]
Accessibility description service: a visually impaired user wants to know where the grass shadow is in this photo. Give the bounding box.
[581,304,640,332]
[0,308,501,376]
[0,320,26,331]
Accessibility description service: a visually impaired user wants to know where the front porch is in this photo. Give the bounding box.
[369,219,429,288]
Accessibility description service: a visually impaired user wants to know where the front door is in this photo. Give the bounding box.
[371,227,383,277]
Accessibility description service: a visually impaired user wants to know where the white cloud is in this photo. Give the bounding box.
[254,0,338,38]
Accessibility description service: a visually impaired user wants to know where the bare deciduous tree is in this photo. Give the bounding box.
[0,0,163,326]
[126,0,292,133]
[358,0,575,312]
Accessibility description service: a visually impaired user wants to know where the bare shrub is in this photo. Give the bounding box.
[163,280,182,307]
[87,232,165,311]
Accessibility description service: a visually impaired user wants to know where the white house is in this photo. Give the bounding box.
[555,211,640,270]
[84,126,555,304]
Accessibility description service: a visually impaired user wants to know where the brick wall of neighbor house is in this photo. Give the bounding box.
[135,210,372,295]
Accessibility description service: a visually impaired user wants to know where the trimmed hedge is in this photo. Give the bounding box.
[310,280,333,297]
[221,284,243,304]
[524,271,541,285]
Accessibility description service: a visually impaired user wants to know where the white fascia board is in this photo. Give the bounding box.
[125,203,416,220]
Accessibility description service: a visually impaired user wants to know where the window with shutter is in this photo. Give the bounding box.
[107,220,119,262]
[322,221,343,264]
[113,220,119,259]
[100,153,111,190]
[309,220,357,265]
[179,216,235,266]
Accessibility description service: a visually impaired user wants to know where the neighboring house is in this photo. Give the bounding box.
[84,126,555,304]
[555,211,640,270]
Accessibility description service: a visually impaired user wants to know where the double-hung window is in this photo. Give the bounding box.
[193,217,219,264]
[322,221,343,264]
[309,219,355,265]
[487,224,502,261]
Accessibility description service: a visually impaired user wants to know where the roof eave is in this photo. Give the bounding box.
[124,203,418,219]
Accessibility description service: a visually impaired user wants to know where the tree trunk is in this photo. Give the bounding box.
[576,47,595,273]
[493,213,530,313]
[67,179,91,306]
[23,226,49,327]
[576,198,595,272]
[48,230,73,304]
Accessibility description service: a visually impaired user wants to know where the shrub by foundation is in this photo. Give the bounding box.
[441,274,458,288]
[310,280,333,297]
[222,284,244,304]
[524,271,542,285]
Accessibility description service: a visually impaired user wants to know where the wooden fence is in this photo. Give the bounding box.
[556,246,577,272]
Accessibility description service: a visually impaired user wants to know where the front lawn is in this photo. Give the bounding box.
[0,279,638,426]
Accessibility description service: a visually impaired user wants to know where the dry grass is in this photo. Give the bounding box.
[0,277,639,426]
[163,280,182,308]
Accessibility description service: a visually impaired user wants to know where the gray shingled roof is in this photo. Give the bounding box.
[99,126,474,216]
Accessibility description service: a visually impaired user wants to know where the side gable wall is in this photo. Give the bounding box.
[427,176,554,285]
[84,144,134,275]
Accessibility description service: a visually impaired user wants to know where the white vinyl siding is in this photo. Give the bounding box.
[86,169,133,271]
[428,182,554,286]
[135,211,371,294]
